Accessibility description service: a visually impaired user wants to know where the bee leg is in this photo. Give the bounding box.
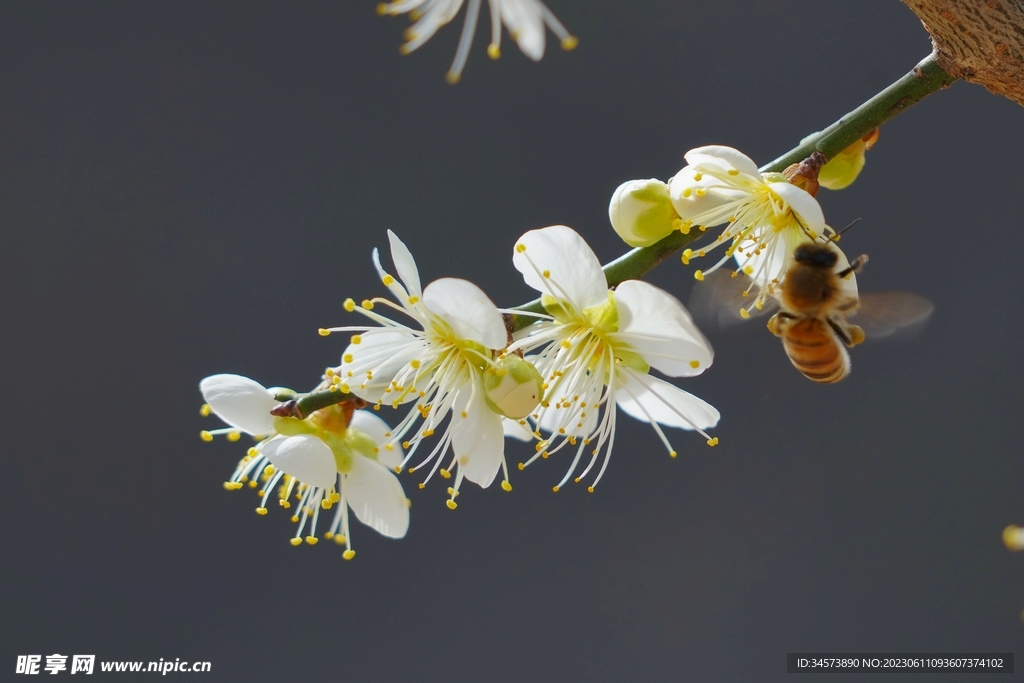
[837,254,869,279]
[827,318,856,347]
[849,324,865,346]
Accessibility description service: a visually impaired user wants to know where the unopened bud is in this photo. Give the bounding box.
[608,179,679,248]
[813,129,879,191]
[484,356,543,419]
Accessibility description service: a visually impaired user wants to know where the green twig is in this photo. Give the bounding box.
[299,53,956,415]
[511,53,955,330]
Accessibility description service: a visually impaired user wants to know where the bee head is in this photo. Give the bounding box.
[793,243,838,269]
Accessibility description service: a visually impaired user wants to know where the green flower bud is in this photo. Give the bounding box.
[483,355,544,419]
[608,178,679,247]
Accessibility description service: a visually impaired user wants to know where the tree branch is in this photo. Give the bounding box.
[901,0,1024,107]
[299,53,956,416]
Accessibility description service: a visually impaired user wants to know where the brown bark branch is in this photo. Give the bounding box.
[901,0,1024,106]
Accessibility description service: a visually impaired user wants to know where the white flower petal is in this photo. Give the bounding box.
[683,145,760,177]
[345,456,409,539]
[767,181,825,233]
[199,374,278,435]
[422,277,506,349]
[387,230,423,299]
[450,387,504,487]
[349,410,404,469]
[614,370,719,431]
[611,280,713,377]
[262,435,337,490]
[341,329,425,404]
[668,165,745,221]
[513,225,607,310]
[501,0,546,60]
[502,417,535,442]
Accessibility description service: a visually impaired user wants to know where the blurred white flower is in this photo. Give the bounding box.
[326,231,518,507]
[509,225,720,491]
[379,0,578,83]
[200,374,408,559]
[668,145,829,295]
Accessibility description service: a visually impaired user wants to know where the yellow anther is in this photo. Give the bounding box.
[376,3,388,16]
[257,490,265,496]
[542,269,551,278]
[361,299,373,310]
[517,462,525,471]
[200,403,212,417]
[587,486,595,493]
[410,359,420,369]
[422,429,435,438]
[755,300,764,310]
[324,531,334,540]
[740,309,750,319]
[418,483,425,489]
[342,549,356,560]
[694,270,705,282]
[382,274,395,286]
[689,360,700,369]
[707,437,719,447]
[693,172,702,181]
[264,465,275,476]
[344,298,355,312]
[439,468,451,479]
[487,43,500,59]
[256,507,268,515]
[393,466,402,474]
[445,70,461,85]
[743,265,753,275]
[200,431,213,442]
[446,487,459,497]
[340,383,351,393]
[305,536,318,545]
[279,500,291,509]
[408,295,419,304]
[1004,525,1024,551]
[541,451,549,459]
[227,431,241,442]
[351,334,362,344]
[343,353,354,363]
[289,538,302,546]
[334,534,347,545]
[515,243,526,253]
[501,481,512,492]
[699,225,708,232]
[318,328,331,336]
[552,486,560,492]
[321,499,332,510]
[561,340,571,349]
[670,451,678,458]
[405,498,412,508]
[727,168,739,176]
[332,492,340,503]
[446,499,458,510]
[561,35,578,50]
[247,480,257,488]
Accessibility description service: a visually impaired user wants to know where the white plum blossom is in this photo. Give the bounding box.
[509,225,720,491]
[200,374,409,559]
[378,0,577,83]
[326,231,521,508]
[668,145,829,302]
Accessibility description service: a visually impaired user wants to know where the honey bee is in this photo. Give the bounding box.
[690,241,934,383]
[767,242,867,383]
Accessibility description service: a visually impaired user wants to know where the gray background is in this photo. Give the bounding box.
[2,1,1023,681]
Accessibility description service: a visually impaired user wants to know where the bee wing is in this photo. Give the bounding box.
[688,269,778,331]
[850,291,934,340]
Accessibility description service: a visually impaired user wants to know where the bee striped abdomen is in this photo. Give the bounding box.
[781,318,850,384]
